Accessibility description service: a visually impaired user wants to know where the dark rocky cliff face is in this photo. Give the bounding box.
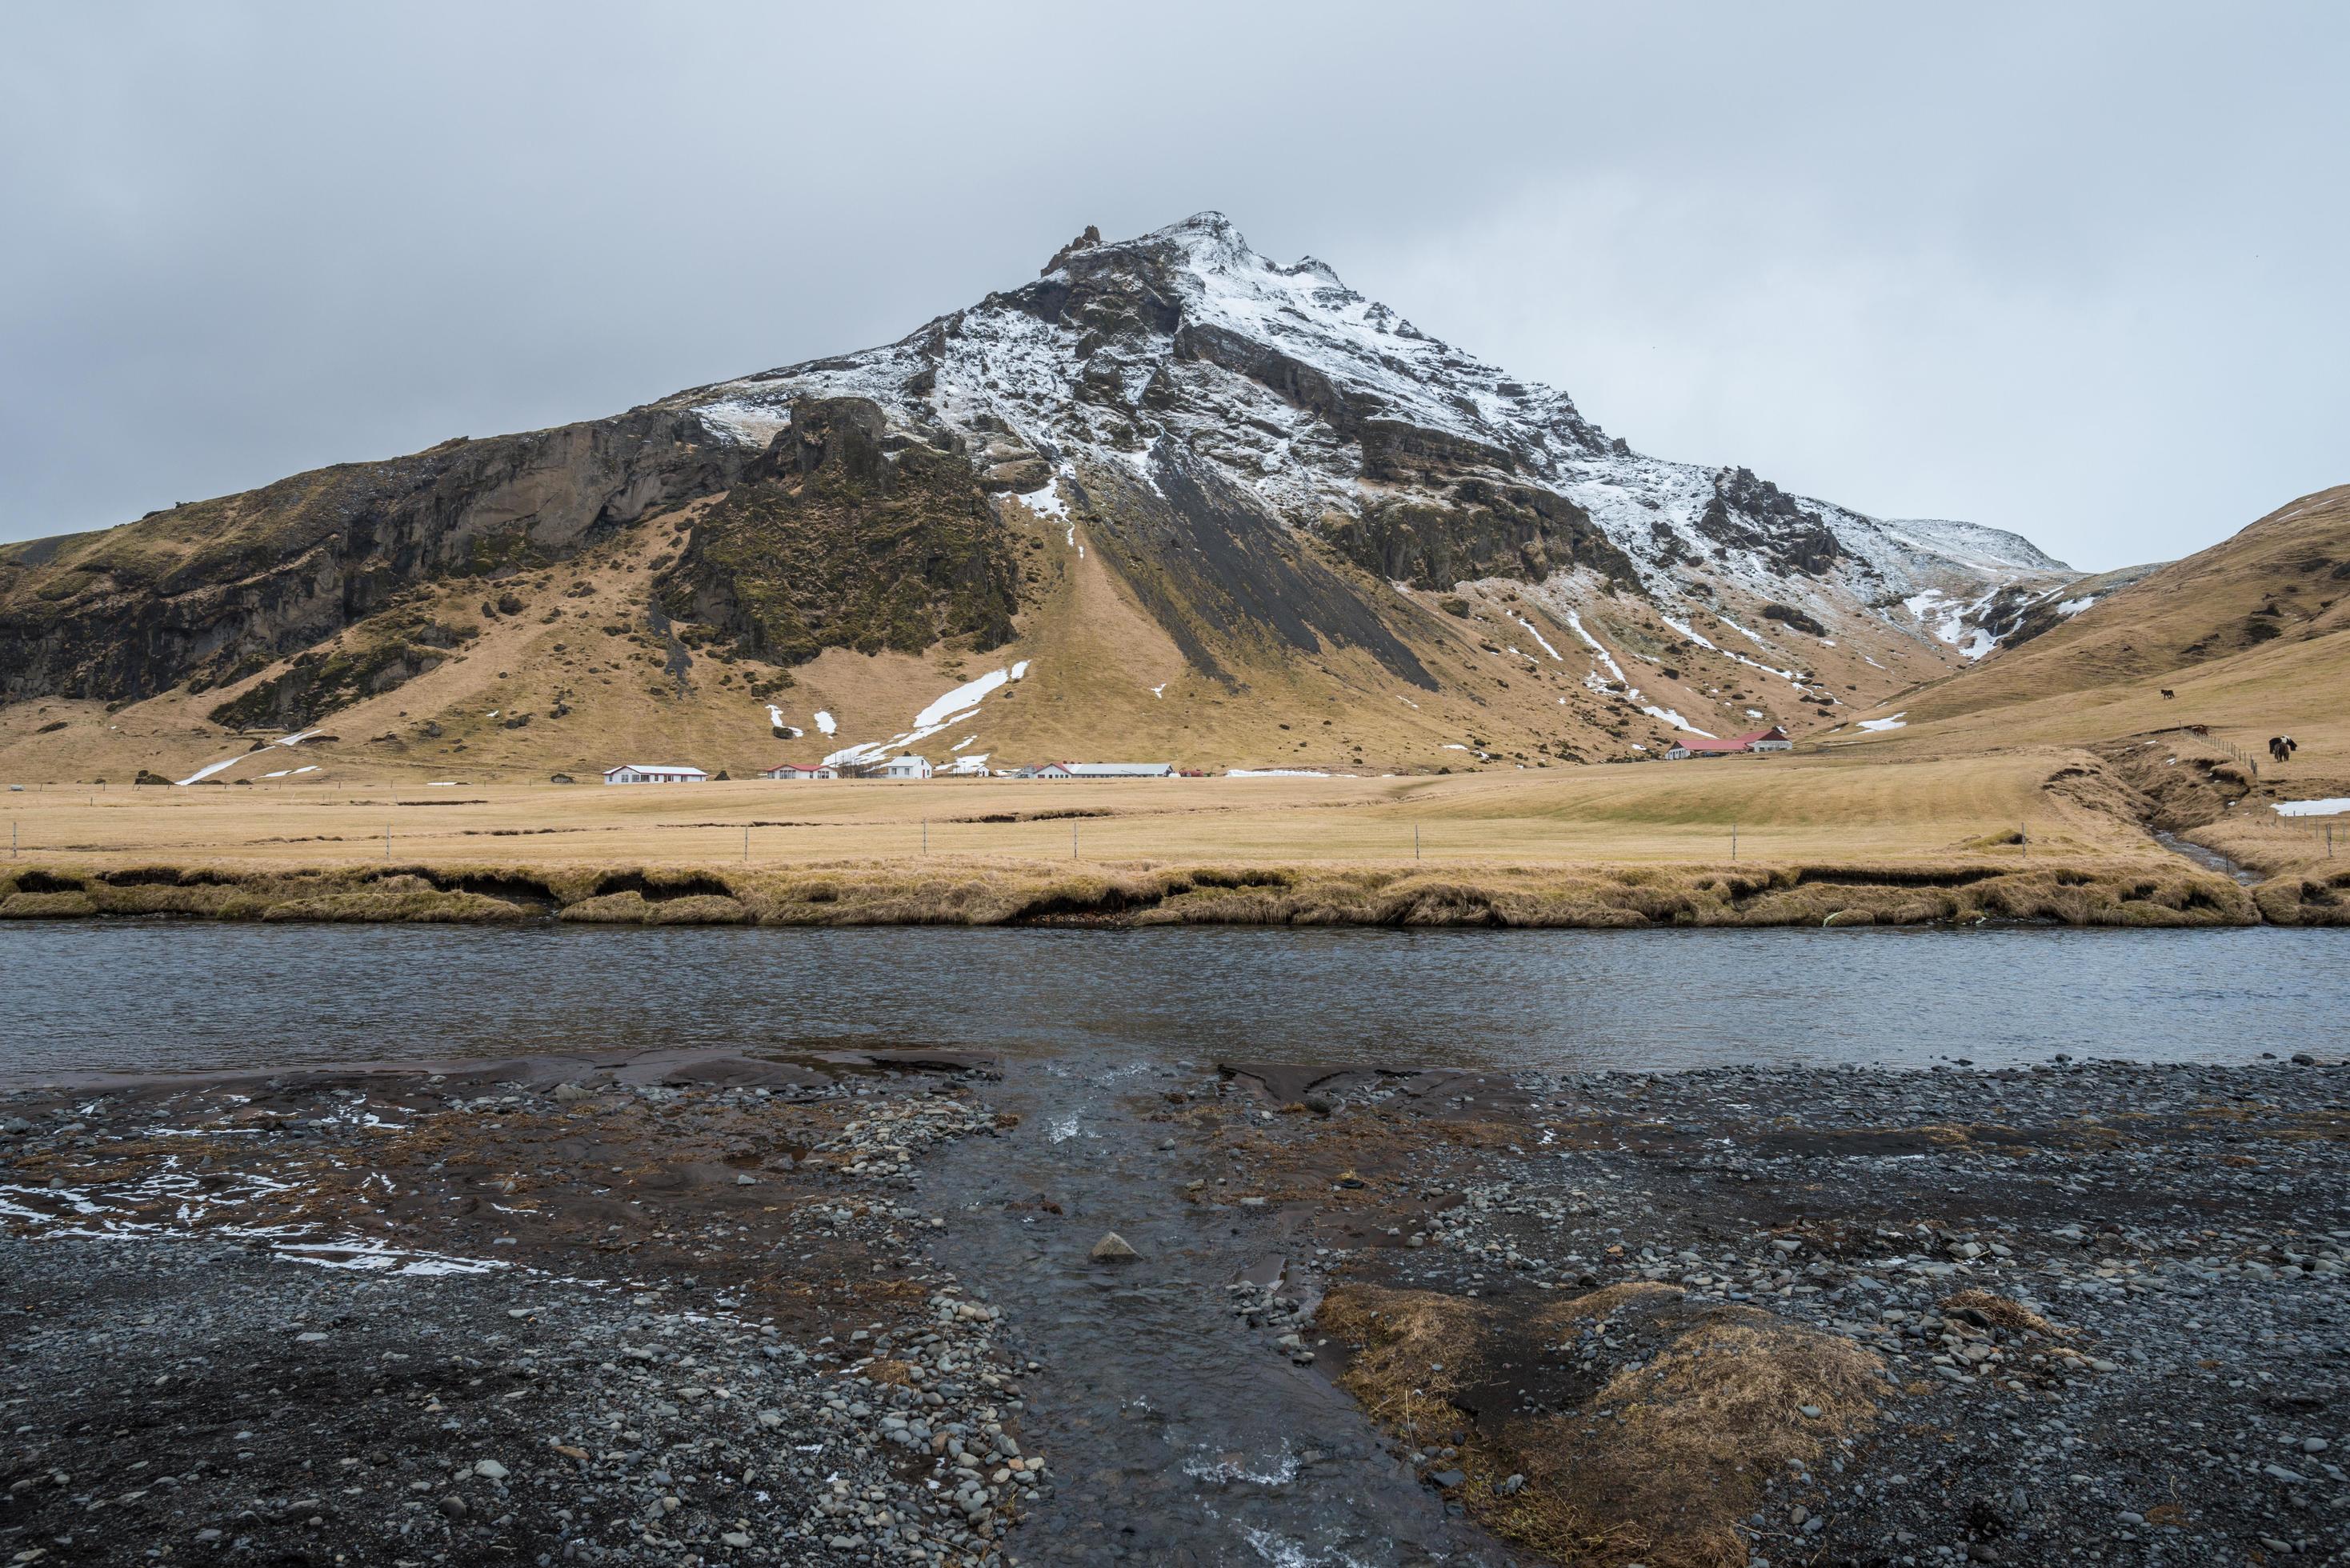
[1075,443,1439,690]
[1320,482,1638,593]
[0,410,741,705]
[655,398,1019,666]
[1695,467,1844,578]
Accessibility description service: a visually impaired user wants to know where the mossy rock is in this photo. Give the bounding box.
[206,622,458,729]
[659,397,1019,665]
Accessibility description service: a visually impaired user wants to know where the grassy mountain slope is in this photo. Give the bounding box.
[1829,486,2350,803]
[0,214,2088,787]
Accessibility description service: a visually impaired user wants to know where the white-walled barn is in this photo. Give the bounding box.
[1016,762,1175,779]
[603,764,709,785]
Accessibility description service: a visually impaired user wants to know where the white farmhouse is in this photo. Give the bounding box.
[603,764,710,785]
[880,754,934,781]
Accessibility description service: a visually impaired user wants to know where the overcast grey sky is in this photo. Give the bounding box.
[3,2,2343,570]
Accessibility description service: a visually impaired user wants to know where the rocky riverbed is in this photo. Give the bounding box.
[2,1048,2344,1566]
[0,1050,1041,1566]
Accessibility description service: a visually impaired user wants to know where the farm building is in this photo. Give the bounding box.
[880,754,934,780]
[761,763,837,780]
[1017,762,1175,779]
[1662,727,1792,761]
[603,764,709,785]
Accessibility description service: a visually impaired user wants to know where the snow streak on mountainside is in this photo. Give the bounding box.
[663,213,2070,652]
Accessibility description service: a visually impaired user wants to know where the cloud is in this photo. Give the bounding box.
[1,2,2343,570]
[1346,174,2348,569]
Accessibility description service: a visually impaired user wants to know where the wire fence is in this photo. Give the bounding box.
[6,757,2339,870]
[2200,734,2264,778]
[1,794,2079,873]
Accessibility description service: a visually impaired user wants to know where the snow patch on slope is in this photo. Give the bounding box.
[1512,614,1563,661]
[1562,610,1627,684]
[1641,706,1712,737]
[823,666,1028,769]
[174,755,243,786]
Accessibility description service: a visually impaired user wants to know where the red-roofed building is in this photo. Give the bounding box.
[1663,726,1792,760]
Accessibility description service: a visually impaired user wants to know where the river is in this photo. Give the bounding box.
[3,921,2339,1078]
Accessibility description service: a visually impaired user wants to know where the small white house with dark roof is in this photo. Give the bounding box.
[603,764,709,785]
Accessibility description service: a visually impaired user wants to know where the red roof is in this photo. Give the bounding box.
[1671,726,1791,754]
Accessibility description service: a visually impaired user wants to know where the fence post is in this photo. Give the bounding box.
[2020,823,2027,859]
[1414,823,1420,862]
[1731,822,1737,862]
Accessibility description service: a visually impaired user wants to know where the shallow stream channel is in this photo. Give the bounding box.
[922,1048,1486,1565]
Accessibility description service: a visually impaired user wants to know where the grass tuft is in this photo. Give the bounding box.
[1319,1283,1888,1566]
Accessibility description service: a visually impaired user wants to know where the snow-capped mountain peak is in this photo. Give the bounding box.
[670,214,2070,668]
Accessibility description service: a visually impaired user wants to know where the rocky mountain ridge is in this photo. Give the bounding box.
[663,214,2070,658]
[1,213,2086,778]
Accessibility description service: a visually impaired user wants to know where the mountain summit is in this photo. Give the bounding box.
[1,214,2080,780]
[675,211,2064,609]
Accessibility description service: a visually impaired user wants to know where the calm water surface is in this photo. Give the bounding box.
[2,922,2340,1077]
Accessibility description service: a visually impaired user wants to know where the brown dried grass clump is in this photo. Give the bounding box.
[0,889,99,918]
[1941,1288,2064,1338]
[1319,1283,1888,1568]
[1314,1285,1488,1422]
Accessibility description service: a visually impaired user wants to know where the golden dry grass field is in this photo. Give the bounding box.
[8,487,2347,926]
[0,747,2146,874]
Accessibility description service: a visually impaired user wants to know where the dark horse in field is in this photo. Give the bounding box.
[2270,734,2298,763]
